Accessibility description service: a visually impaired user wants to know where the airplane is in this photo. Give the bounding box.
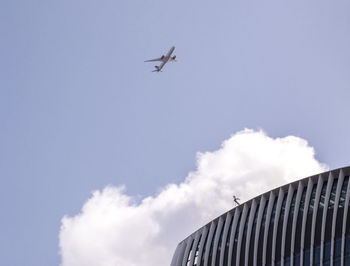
[144,46,177,72]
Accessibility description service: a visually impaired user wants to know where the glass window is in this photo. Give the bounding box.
[345,235,350,255]
[345,251,350,266]
[303,249,310,266]
[314,181,328,258]
[193,249,199,266]
[318,181,328,209]
[294,252,300,266]
[332,176,350,265]
[314,245,321,265]
[284,256,290,266]
[345,234,350,266]
[328,179,338,209]
[299,187,307,212]
[334,237,342,261]
[308,184,317,212]
[325,180,338,250]
[335,177,349,239]
[334,257,341,266]
[324,241,331,263]
[346,199,350,259]
[339,176,349,208]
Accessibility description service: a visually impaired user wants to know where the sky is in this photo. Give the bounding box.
[1,0,350,265]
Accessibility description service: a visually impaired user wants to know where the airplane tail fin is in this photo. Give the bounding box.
[152,65,160,72]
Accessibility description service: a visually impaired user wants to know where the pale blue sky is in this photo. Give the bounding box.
[1,0,350,265]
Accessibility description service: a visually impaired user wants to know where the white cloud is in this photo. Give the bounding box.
[59,129,327,266]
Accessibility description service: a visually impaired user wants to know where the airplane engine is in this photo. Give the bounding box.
[172,55,176,60]
[161,55,165,59]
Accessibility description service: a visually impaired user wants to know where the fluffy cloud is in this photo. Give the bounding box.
[59,129,327,266]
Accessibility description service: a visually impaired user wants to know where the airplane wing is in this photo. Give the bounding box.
[144,57,164,62]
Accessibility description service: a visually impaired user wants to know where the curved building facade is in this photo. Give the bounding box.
[170,166,350,266]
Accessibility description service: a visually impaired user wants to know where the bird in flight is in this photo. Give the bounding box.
[145,46,177,72]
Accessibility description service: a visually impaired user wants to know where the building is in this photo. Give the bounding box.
[170,166,350,266]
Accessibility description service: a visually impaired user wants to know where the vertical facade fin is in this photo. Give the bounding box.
[244,200,258,266]
[227,208,241,265]
[203,222,216,266]
[196,226,209,266]
[235,204,249,265]
[177,241,188,266]
[271,188,285,265]
[320,172,335,264]
[181,237,194,266]
[262,192,276,265]
[310,175,323,265]
[330,170,344,265]
[341,172,350,266]
[280,185,294,265]
[290,181,304,265]
[219,211,233,266]
[170,242,182,266]
[210,217,224,266]
[253,196,267,266]
[299,177,314,266]
[188,231,201,266]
